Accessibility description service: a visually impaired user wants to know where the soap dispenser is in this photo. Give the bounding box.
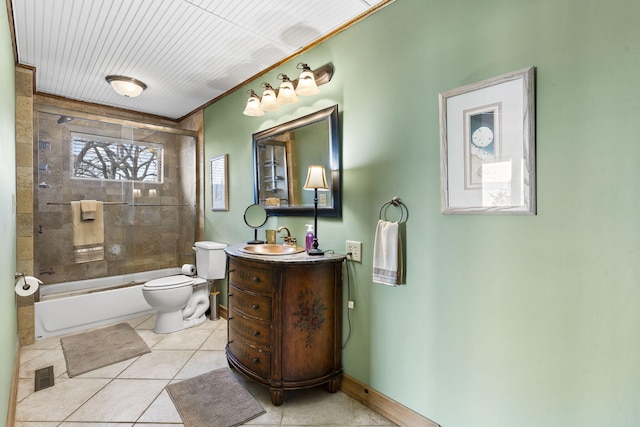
[305,224,315,252]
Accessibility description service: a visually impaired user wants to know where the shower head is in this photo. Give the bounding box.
[57,115,73,124]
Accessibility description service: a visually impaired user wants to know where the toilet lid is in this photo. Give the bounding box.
[143,275,195,290]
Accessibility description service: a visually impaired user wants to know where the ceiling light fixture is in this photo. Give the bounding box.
[106,75,147,98]
[243,63,333,117]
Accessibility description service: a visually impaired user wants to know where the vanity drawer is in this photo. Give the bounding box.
[228,259,274,294]
[228,337,271,378]
[229,314,271,347]
[229,285,271,321]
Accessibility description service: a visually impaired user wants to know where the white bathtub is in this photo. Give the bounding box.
[34,267,181,340]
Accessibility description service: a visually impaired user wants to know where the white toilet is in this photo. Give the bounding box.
[142,241,227,334]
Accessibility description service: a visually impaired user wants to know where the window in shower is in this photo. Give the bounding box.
[71,132,164,183]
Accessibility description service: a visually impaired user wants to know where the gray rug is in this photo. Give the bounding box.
[167,368,266,427]
[60,322,151,377]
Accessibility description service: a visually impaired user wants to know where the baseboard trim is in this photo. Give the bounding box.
[6,336,20,427]
[339,374,439,427]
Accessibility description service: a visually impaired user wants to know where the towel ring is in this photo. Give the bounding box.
[378,197,407,223]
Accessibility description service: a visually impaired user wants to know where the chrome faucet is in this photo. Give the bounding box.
[276,226,296,246]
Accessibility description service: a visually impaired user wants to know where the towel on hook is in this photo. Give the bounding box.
[372,220,403,286]
[71,201,104,263]
[80,199,97,220]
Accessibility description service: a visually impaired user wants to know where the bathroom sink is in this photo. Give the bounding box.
[240,244,305,255]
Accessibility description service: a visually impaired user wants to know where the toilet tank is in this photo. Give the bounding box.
[194,241,227,280]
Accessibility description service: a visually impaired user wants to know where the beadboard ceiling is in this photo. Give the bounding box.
[11,0,391,120]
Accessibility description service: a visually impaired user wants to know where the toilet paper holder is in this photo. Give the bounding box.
[15,273,43,297]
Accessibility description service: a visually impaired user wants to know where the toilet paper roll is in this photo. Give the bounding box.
[15,276,42,297]
[181,264,196,276]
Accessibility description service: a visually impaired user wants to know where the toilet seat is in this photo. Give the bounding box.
[143,275,195,291]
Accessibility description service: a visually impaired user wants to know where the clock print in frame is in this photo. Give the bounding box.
[464,103,502,190]
[438,66,536,215]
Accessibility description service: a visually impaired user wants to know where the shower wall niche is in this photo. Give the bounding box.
[35,110,197,284]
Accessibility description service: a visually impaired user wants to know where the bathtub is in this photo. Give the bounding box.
[34,267,181,340]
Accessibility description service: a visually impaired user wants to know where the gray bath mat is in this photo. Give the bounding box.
[60,322,151,377]
[167,367,266,427]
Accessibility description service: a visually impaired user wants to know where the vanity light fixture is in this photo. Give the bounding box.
[242,63,334,116]
[303,165,329,256]
[106,75,147,98]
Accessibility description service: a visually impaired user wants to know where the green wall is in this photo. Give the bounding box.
[203,1,640,426]
[0,2,17,425]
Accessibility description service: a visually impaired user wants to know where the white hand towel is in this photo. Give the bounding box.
[372,220,403,286]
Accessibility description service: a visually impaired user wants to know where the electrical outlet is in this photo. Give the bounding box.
[348,300,355,309]
[346,240,362,262]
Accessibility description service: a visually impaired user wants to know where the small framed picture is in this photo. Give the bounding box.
[439,67,536,215]
[210,154,228,211]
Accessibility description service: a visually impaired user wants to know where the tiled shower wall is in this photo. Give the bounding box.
[15,67,35,346]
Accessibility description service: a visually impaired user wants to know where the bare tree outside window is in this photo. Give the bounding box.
[71,133,163,183]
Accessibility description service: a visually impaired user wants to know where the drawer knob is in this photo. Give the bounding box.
[252,304,259,310]
[252,277,260,283]
[252,357,260,363]
[253,330,260,337]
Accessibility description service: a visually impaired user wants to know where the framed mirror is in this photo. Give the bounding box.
[252,105,341,217]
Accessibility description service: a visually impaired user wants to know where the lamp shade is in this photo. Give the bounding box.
[106,75,146,97]
[260,84,280,111]
[295,69,320,96]
[295,64,320,96]
[243,91,264,116]
[277,76,298,105]
[303,166,329,190]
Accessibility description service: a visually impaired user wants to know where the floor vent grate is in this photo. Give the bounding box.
[34,366,54,392]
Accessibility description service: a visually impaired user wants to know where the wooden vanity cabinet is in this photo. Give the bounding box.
[225,252,344,406]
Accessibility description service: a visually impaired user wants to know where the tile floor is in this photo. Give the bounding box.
[15,314,397,427]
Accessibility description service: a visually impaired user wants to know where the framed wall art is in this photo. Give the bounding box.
[210,154,228,211]
[439,67,536,215]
